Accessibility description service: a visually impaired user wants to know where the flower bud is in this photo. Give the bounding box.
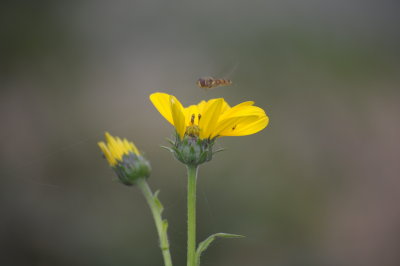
[98,132,151,186]
[113,153,151,186]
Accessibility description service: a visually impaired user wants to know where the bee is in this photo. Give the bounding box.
[196,77,232,90]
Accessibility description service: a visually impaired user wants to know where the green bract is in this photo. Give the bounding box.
[113,153,151,186]
[164,133,217,167]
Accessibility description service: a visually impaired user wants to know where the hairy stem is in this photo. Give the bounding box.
[137,178,173,266]
[187,165,198,266]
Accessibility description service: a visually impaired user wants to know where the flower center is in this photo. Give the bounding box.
[185,113,202,137]
[186,125,200,137]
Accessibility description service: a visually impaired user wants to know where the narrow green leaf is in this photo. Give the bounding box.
[160,219,170,251]
[160,146,175,153]
[165,138,175,146]
[162,219,168,232]
[213,148,226,154]
[195,233,244,266]
[153,190,164,214]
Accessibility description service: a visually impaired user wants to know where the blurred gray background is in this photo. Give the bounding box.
[1,0,400,265]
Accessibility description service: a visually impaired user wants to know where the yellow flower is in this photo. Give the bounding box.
[98,132,140,166]
[150,92,269,140]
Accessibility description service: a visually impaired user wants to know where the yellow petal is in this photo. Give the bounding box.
[212,113,261,137]
[197,100,207,113]
[170,95,186,139]
[130,141,140,155]
[104,133,121,159]
[213,104,268,137]
[220,115,269,136]
[111,137,124,161]
[199,98,224,139]
[220,100,231,114]
[218,101,256,120]
[98,141,117,166]
[184,104,200,125]
[123,139,140,155]
[232,101,254,108]
[104,132,115,144]
[149,92,174,125]
[211,116,245,138]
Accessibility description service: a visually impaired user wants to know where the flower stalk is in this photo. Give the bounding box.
[137,178,173,266]
[186,165,198,266]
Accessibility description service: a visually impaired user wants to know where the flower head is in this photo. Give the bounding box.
[150,92,269,140]
[98,132,151,185]
[150,93,269,166]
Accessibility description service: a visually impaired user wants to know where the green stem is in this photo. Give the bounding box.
[137,178,173,266]
[187,165,198,266]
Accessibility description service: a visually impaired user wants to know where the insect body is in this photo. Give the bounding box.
[196,77,232,90]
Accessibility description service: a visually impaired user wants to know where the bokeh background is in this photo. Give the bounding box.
[1,1,400,265]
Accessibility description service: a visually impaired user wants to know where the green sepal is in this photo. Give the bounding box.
[160,146,175,153]
[169,136,216,166]
[199,151,208,163]
[195,233,244,266]
[190,145,195,154]
[165,137,175,146]
[212,148,226,154]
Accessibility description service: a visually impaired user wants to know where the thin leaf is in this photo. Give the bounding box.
[195,233,244,266]
[160,146,175,153]
[165,138,175,146]
[162,219,168,232]
[153,190,164,214]
[213,148,226,155]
